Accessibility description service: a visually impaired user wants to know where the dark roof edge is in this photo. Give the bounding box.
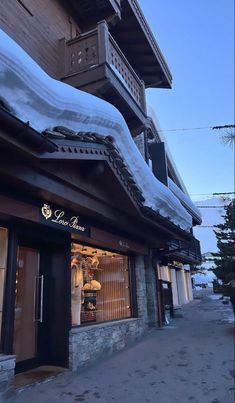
[0,109,190,240]
[44,126,192,240]
[140,206,191,240]
[128,0,172,86]
[0,106,57,153]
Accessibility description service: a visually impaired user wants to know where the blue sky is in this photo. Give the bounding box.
[138,0,234,200]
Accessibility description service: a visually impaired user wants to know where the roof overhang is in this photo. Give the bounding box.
[0,105,57,154]
[110,0,172,88]
[0,108,190,243]
[64,0,121,29]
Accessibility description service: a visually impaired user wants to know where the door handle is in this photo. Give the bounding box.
[33,275,38,322]
[33,275,44,323]
[39,275,44,323]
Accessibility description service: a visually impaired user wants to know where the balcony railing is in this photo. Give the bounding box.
[167,237,202,265]
[61,21,146,113]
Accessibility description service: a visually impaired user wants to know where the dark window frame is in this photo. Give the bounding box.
[0,223,18,354]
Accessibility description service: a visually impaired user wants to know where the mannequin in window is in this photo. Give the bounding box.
[71,255,84,326]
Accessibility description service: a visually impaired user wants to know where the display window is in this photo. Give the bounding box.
[0,227,8,349]
[71,243,131,325]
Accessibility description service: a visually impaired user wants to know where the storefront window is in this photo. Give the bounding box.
[71,243,131,325]
[0,227,8,347]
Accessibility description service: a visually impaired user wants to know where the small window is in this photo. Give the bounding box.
[71,243,131,326]
[0,227,8,348]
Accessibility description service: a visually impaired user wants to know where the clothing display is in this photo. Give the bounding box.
[82,255,101,323]
[71,256,84,326]
[71,243,131,325]
[83,280,101,291]
[90,280,101,290]
[71,252,102,324]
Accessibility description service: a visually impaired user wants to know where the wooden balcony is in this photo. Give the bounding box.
[167,238,202,265]
[60,21,147,134]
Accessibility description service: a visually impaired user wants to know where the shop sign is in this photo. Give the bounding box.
[40,203,90,236]
[91,228,148,254]
[118,240,130,249]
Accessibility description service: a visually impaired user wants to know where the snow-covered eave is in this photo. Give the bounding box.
[146,106,189,195]
[168,178,202,225]
[139,206,192,240]
[0,112,191,241]
[0,104,57,153]
[0,28,193,233]
[46,131,192,239]
[0,114,190,239]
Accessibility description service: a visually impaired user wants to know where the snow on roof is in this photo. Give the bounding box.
[0,28,192,231]
[168,178,202,224]
[147,104,188,194]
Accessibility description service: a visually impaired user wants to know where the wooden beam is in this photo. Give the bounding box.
[0,152,184,244]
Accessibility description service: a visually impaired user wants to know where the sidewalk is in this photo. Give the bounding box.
[13,289,234,403]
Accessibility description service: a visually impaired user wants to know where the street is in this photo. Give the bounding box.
[13,289,234,403]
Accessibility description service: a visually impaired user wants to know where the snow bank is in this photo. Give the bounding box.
[0,28,192,231]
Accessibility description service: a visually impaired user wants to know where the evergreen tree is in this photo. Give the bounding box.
[212,200,235,283]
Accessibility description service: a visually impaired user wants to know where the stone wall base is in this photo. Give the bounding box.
[69,318,146,371]
[0,355,15,402]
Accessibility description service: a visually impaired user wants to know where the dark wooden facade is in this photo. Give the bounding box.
[0,0,81,78]
[0,0,171,137]
[0,106,189,246]
[0,0,201,381]
[158,239,202,266]
[61,20,147,133]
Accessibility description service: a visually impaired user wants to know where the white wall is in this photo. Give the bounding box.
[184,269,194,301]
[159,266,170,281]
[170,268,180,307]
[176,269,188,305]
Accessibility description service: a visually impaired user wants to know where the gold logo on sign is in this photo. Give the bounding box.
[41,204,52,220]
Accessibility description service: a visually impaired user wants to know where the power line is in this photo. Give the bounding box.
[157,124,235,133]
[189,193,216,196]
[158,126,212,132]
[196,226,217,228]
[212,125,235,130]
[189,192,234,196]
[213,192,235,195]
[191,194,233,197]
[197,206,226,208]
[196,225,226,228]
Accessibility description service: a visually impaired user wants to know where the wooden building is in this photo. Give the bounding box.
[0,0,201,396]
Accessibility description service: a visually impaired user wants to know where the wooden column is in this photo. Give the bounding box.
[97,20,110,65]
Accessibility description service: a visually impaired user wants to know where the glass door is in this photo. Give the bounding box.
[13,246,42,368]
[11,235,69,372]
